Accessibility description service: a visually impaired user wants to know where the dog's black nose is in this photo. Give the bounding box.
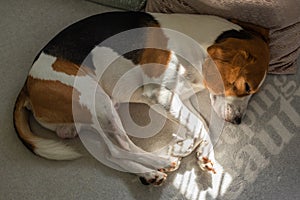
[233,116,242,124]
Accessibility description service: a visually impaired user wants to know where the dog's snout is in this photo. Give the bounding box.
[225,115,242,124]
[224,103,242,124]
[210,94,250,124]
[232,116,242,124]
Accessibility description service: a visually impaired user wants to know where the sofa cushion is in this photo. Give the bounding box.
[146,0,300,74]
[91,0,146,11]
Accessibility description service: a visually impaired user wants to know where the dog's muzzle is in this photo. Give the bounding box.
[210,94,251,124]
[224,103,243,124]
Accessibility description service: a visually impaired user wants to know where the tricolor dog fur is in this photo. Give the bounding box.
[14,12,269,185]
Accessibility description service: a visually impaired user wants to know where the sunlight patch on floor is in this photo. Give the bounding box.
[173,161,232,199]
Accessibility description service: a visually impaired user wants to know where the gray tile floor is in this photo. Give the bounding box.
[1,0,299,199]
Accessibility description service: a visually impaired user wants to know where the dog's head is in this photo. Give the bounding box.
[203,29,269,124]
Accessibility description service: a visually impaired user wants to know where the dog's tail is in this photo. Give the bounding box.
[13,87,81,160]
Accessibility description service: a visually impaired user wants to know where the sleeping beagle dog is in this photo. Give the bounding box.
[14,12,269,185]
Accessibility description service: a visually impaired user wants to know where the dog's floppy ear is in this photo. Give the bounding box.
[202,55,224,95]
[208,45,255,66]
[207,44,234,63]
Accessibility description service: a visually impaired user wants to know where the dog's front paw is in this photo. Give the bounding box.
[197,156,216,174]
[139,171,167,186]
[158,158,181,173]
[196,141,216,174]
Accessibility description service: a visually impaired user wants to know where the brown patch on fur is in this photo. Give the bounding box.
[139,22,171,78]
[52,58,95,76]
[140,49,171,78]
[14,87,36,150]
[26,76,92,124]
[204,36,269,97]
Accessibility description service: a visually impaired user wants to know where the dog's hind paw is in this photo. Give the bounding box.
[196,140,216,174]
[139,171,167,186]
[197,156,216,174]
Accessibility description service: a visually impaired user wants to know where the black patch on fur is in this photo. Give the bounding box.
[215,29,253,43]
[36,12,161,69]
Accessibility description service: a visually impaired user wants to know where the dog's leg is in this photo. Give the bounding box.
[183,99,217,174]
[129,86,202,157]
[139,86,217,174]
[85,87,175,176]
[143,88,216,173]
[169,95,216,173]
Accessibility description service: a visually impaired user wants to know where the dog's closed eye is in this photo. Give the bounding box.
[245,82,251,93]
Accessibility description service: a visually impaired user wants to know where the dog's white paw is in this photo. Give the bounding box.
[171,138,194,157]
[139,171,167,186]
[158,158,181,173]
[196,141,216,174]
[197,156,216,174]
